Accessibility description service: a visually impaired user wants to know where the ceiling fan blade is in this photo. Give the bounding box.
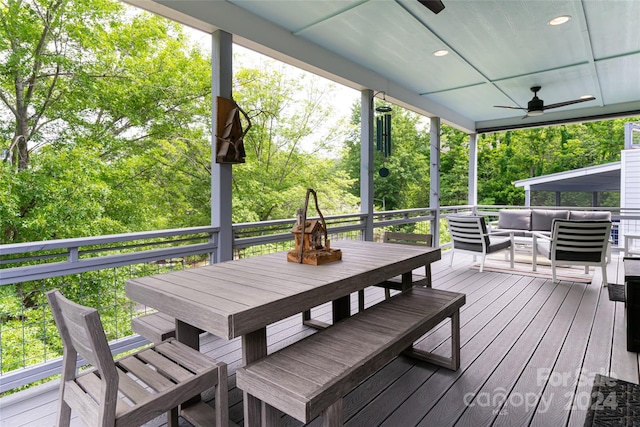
[418,0,445,14]
[494,105,527,110]
[543,96,596,110]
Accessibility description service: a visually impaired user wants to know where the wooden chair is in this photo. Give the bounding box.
[46,289,228,427]
[358,232,433,311]
[446,215,514,273]
[532,219,611,286]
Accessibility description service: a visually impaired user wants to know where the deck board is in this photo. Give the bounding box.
[2,252,639,427]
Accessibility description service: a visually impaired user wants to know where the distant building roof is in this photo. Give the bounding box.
[513,162,621,192]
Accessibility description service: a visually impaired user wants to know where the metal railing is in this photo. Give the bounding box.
[0,209,437,393]
[0,227,219,393]
[4,204,639,394]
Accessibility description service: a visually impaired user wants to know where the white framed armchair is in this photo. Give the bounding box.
[446,215,514,272]
[532,219,612,286]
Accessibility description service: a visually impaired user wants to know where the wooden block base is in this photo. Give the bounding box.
[287,248,342,265]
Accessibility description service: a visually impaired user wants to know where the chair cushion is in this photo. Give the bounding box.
[453,241,484,252]
[498,210,531,231]
[555,249,603,262]
[536,241,551,259]
[569,210,611,221]
[536,240,601,262]
[531,209,569,231]
[487,236,512,254]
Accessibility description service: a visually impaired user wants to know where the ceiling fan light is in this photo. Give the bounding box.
[528,109,544,117]
[549,15,571,26]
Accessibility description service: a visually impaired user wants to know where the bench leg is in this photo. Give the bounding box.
[167,407,179,427]
[261,401,280,427]
[403,310,461,371]
[322,400,343,427]
[450,310,460,370]
[216,363,229,427]
[176,320,203,408]
[243,329,267,427]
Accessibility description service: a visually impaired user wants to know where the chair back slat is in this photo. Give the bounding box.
[47,290,118,383]
[551,220,611,261]
[446,216,489,247]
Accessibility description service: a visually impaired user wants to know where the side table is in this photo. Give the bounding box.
[624,257,640,352]
[624,234,640,257]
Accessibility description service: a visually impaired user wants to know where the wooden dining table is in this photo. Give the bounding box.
[126,239,441,427]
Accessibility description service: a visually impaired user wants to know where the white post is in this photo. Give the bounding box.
[468,133,478,207]
[430,117,441,246]
[361,89,374,241]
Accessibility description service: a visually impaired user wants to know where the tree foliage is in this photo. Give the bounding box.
[230,59,358,222]
[0,0,213,243]
[340,102,430,210]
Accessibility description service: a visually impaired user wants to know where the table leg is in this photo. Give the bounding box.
[401,271,413,292]
[176,320,202,408]
[532,234,538,272]
[332,296,351,322]
[176,319,200,350]
[242,328,268,427]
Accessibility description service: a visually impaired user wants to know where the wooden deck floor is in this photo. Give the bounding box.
[2,252,639,427]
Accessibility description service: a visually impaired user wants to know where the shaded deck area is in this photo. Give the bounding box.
[2,251,639,427]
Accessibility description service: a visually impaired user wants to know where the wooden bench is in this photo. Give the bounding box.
[131,311,176,343]
[236,286,465,426]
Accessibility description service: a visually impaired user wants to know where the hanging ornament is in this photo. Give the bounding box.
[375,102,392,178]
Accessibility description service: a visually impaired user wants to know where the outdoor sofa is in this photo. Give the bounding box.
[490,208,612,237]
[490,208,613,262]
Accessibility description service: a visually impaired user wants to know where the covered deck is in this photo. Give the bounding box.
[3,250,637,427]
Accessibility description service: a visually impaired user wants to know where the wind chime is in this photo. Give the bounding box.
[375,102,392,177]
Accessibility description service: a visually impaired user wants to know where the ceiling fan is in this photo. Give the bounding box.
[418,0,445,14]
[494,86,596,118]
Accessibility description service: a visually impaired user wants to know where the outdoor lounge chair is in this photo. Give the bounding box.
[532,219,612,286]
[446,215,514,272]
[46,289,228,427]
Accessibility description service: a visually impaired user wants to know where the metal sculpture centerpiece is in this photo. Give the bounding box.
[287,188,342,265]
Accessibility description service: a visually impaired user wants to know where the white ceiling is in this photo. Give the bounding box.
[127,0,640,134]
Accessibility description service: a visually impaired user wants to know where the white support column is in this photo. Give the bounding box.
[468,133,478,207]
[211,30,234,262]
[430,117,441,246]
[524,186,531,206]
[361,89,374,241]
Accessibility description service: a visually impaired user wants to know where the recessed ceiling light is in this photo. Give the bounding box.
[549,15,571,26]
[433,49,449,57]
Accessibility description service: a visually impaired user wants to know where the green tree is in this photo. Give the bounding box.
[439,125,469,206]
[230,59,358,222]
[340,102,430,210]
[0,0,213,243]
